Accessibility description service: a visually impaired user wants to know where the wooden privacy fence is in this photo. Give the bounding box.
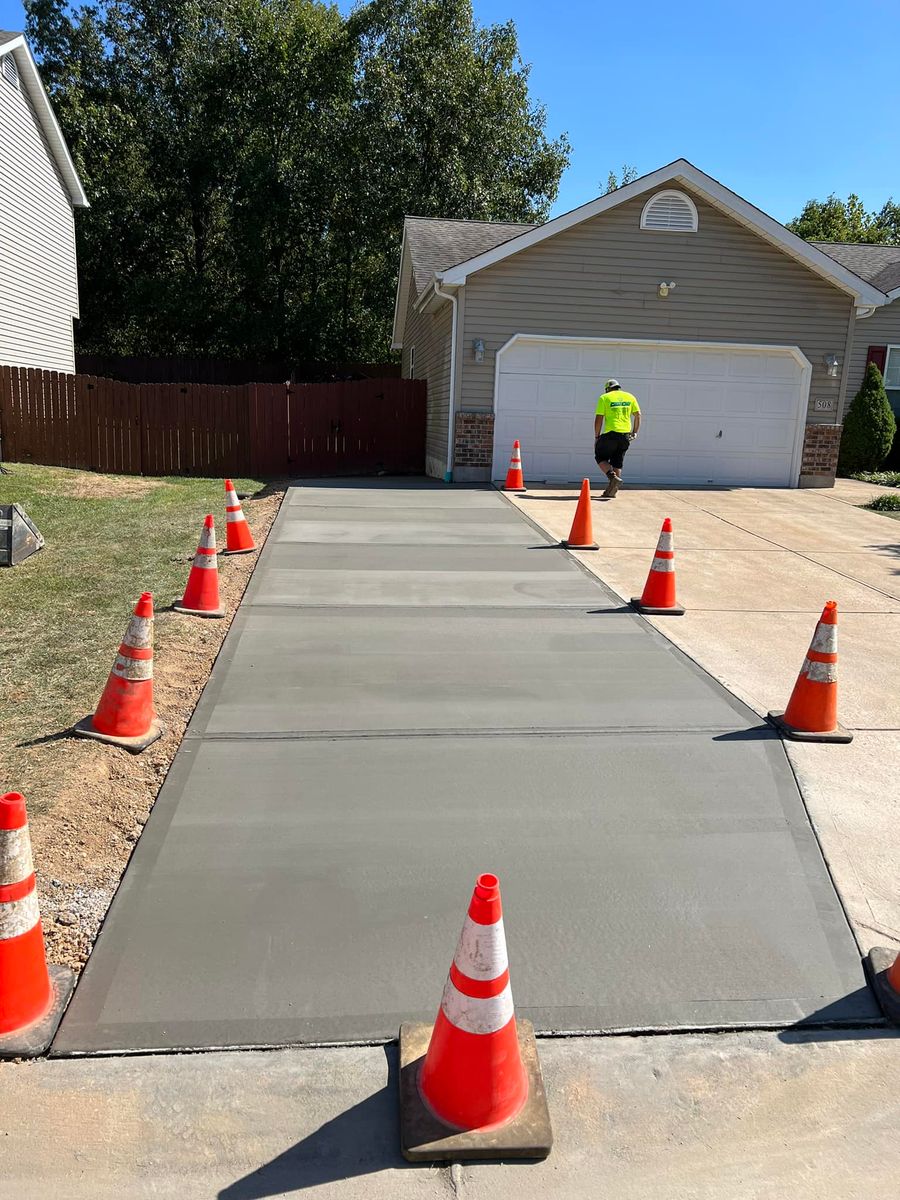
[0,367,426,478]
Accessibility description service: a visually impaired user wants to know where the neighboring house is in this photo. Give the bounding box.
[0,32,88,374]
[812,241,900,422]
[392,159,892,487]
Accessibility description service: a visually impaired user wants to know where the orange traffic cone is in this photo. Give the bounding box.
[561,479,598,549]
[0,792,74,1057]
[866,945,900,1024]
[399,873,552,1161]
[174,515,225,618]
[75,592,164,752]
[631,518,685,614]
[768,601,851,742]
[502,440,526,492]
[223,479,256,555]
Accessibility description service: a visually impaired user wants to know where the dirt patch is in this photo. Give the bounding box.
[43,474,167,500]
[28,486,285,973]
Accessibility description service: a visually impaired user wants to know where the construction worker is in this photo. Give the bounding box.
[594,378,641,499]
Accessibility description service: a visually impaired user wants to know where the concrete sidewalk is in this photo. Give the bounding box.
[508,478,900,957]
[3,1030,898,1199]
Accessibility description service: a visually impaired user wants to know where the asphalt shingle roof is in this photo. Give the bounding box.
[0,30,22,46]
[813,241,900,294]
[405,217,537,295]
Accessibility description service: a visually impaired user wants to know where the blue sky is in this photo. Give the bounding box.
[3,0,897,223]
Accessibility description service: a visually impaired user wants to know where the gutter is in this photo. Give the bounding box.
[434,279,458,483]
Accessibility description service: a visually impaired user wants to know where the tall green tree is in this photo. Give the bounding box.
[603,164,638,193]
[788,193,900,244]
[25,0,570,362]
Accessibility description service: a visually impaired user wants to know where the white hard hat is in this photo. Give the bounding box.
[605,378,620,390]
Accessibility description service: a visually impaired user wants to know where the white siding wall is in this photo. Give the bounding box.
[0,68,79,372]
[401,268,452,479]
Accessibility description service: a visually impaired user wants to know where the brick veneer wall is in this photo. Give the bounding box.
[800,423,842,484]
[454,411,494,467]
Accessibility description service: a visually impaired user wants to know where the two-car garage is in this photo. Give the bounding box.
[491,336,811,487]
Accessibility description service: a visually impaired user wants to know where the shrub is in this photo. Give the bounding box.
[851,469,900,486]
[865,493,900,512]
[838,362,897,474]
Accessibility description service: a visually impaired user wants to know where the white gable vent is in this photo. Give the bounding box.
[640,189,698,232]
[1,54,19,89]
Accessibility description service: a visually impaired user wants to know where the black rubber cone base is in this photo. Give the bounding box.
[74,716,164,754]
[221,546,256,556]
[767,711,853,744]
[562,540,598,550]
[399,1019,552,1162]
[0,965,74,1059]
[865,947,900,1024]
[173,598,225,619]
[631,597,686,615]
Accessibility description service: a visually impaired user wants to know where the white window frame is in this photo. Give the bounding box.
[883,345,900,392]
[408,345,416,377]
[640,189,699,233]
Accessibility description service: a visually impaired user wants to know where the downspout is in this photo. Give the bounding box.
[434,281,458,483]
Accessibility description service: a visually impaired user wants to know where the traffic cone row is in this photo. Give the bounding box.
[0,793,74,1057]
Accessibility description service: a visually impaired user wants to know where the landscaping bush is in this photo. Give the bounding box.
[865,493,900,512]
[838,362,897,474]
[851,469,900,487]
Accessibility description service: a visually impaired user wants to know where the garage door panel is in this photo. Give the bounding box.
[494,338,805,486]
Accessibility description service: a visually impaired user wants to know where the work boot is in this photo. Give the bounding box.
[604,474,620,499]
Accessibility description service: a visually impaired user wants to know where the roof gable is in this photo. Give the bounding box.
[405,217,535,295]
[0,33,88,208]
[437,160,886,306]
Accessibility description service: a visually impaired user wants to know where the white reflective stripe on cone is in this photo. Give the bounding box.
[225,490,240,506]
[656,532,674,552]
[801,659,838,684]
[112,654,153,681]
[123,615,153,650]
[226,511,245,523]
[810,623,838,654]
[650,556,675,573]
[198,527,217,552]
[0,890,40,940]
[192,553,218,569]
[0,827,34,887]
[453,915,508,980]
[440,976,515,1035]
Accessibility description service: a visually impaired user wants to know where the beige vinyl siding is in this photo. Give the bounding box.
[459,190,853,425]
[401,271,451,478]
[0,71,79,372]
[846,299,900,408]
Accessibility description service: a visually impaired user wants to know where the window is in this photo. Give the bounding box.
[884,346,900,416]
[1,54,18,89]
[408,346,416,377]
[640,189,698,233]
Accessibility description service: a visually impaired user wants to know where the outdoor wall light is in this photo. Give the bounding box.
[473,338,485,362]
[658,281,676,298]
[824,354,840,378]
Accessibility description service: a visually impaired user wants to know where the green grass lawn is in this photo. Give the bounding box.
[0,463,265,794]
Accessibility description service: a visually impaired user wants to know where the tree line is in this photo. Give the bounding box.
[26,0,570,363]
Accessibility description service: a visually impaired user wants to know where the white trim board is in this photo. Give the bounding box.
[438,160,885,306]
[0,35,88,208]
[491,333,812,488]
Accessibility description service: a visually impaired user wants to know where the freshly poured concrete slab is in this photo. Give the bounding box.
[278,515,539,546]
[191,608,754,736]
[53,732,876,1054]
[288,486,504,509]
[243,542,615,607]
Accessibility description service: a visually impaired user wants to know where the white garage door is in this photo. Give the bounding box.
[492,337,809,486]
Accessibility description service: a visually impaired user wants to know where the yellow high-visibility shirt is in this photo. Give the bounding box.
[596,390,640,434]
